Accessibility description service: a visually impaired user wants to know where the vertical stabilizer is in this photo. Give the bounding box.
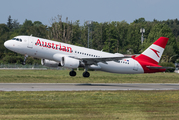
[135,37,169,64]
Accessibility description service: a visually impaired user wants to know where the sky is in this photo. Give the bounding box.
[1,0,179,26]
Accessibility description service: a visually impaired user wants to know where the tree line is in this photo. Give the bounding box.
[0,15,179,64]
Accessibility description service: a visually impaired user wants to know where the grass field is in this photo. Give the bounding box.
[0,70,179,119]
[0,91,179,120]
[0,70,179,83]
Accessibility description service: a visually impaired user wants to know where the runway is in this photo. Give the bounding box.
[0,83,179,91]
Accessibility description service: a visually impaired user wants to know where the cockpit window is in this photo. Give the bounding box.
[12,38,22,42]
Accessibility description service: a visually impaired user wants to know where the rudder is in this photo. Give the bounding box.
[135,37,169,64]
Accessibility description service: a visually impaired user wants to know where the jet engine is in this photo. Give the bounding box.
[61,56,80,68]
[41,59,61,67]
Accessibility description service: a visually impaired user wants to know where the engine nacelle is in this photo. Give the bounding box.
[41,59,61,67]
[61,56,80,68]
[53,54,63,62]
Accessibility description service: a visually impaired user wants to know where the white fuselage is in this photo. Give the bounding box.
[4,35,144,74]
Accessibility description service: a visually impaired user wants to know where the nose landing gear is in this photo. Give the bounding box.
[22,55,28,65]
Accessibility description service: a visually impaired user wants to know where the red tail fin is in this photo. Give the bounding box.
[135,37,169,65]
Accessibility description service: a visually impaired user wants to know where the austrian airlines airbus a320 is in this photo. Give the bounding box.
[4,35,169,77]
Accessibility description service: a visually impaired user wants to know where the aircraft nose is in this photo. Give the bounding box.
[4,40,11,49]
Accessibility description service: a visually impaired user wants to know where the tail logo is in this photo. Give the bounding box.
[150,48,160,58]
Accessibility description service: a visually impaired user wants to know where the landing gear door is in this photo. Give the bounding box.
[27,36,33,48]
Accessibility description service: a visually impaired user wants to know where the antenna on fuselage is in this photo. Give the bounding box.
[30,34,33,37]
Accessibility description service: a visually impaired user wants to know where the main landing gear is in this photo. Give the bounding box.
[69,69,76,77]
[69,66,90,77]
[83,66,90,77]
[83,71,90,77]
[22,55,28,65]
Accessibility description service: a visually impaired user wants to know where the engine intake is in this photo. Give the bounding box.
[41,59,61,67]
[61,56,80,68]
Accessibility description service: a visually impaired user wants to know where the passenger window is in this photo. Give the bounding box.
[20,39,22,42]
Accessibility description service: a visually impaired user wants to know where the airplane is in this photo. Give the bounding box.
[4,35,170,77]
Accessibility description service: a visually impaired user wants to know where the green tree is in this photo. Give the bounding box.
[22,19,33,28]
[34,21,43,27]
[146,23,178,62]
[133,18,146,24]
[91,22,104,50]
[116,21,129,53]
[126,23,142,54]
[0,24,9,57]
[146,23,177,51]
[7,15,13,30]
[12,19,20,29]
[162,45,176,62]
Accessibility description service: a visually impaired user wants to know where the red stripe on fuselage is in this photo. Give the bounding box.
[134,55,166,73]
[135,54,158,64]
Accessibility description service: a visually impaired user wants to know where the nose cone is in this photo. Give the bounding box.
[4,40,22,53]
[4,41,10,49]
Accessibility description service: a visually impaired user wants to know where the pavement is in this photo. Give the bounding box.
[0,83,179,91]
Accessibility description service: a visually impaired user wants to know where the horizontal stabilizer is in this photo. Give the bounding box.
[146,66,174,69]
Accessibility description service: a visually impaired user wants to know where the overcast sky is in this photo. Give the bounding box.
[1,0,178,26]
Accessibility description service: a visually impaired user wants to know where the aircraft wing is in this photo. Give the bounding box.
[69,55,132,65]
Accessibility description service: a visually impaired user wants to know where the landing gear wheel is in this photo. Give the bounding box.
[69,71,76,77]
[22,61,26,65]
[83,71,90,77]
[22,54,28,65]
